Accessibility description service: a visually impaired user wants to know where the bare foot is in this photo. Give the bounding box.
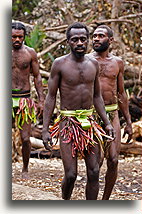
[22,171,30,180]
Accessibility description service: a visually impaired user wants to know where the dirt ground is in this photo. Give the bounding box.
[12,155,142,200]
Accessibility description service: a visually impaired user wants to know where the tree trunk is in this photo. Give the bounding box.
[111,0,125,53]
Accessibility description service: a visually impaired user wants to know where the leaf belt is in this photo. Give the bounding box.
[60,109,93,117]
[93,104,118,114]
[51,109,113,157]
[12,89,30,98]
[60,105,118,130]
[60,109,93,130]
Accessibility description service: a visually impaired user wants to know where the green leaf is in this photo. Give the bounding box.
[25,25,46,52]
[47,52,55,62]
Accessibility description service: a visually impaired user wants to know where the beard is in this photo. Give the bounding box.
[13,43,22,49]
[74,51,85,58]
[71,47,87,58]
[93,40,109,52]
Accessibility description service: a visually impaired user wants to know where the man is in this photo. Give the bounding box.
[42,22,115,200]
[87,25,132,200]
[12,22,44,179]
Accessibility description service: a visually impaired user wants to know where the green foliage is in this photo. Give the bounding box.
[25,25,46,52]
[42,79,48,85]
[12,0,40,19]
[47,52,55,62]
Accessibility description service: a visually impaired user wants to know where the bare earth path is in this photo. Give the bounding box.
[12,155,142,200]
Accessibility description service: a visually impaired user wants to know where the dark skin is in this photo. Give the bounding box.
[12,28,44,179]
[42,27,115,200]
[87,27,132,200]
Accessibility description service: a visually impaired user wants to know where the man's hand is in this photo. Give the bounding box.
[105,123,116,140]
[123,123,133,143]
[42,130,53,150]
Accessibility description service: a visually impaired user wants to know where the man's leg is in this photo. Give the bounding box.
[84,144,101,200]
[102,112,121,200]
[20,120,31,179]
[60,139,77,200]
[59,120,77,200]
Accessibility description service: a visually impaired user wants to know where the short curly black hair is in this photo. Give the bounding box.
[12,22,26,37]
[96,25,113,38]
[66,22,89,41]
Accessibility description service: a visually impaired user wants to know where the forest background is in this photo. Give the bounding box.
[12,0,142,149]
[11,0,142,202]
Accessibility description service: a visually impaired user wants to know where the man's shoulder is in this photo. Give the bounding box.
[110,54,123,62]
[86,53,99,65]
[109,54,124,71]
[53,54,69,64]
[86,52,94,59]
[24,45,33,50]
[24,45,36,55]
[51,54,69,71]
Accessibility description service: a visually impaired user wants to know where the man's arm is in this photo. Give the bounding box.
[30,48,44,116]
[42,59,60,149]
[93,61,116,139]
[30,48,44,104]
[117,59,132,142]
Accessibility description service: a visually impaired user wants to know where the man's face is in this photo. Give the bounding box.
[68,28,88,58]
[12,29,25,49]
[92,28,111,52]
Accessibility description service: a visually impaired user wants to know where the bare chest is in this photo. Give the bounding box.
[61,61,96,85]
[12,50,31,70]
[98,61,119,79]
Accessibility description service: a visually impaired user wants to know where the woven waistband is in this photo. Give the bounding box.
[12,90,30,98]
[60,105,118,117]
[105,104,118,112]
[60,109,93,117]
[93,104,118,113]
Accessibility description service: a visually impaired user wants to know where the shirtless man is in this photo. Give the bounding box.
[12,22,44,179]
[42,22,115,200]
[88,25,132,200]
